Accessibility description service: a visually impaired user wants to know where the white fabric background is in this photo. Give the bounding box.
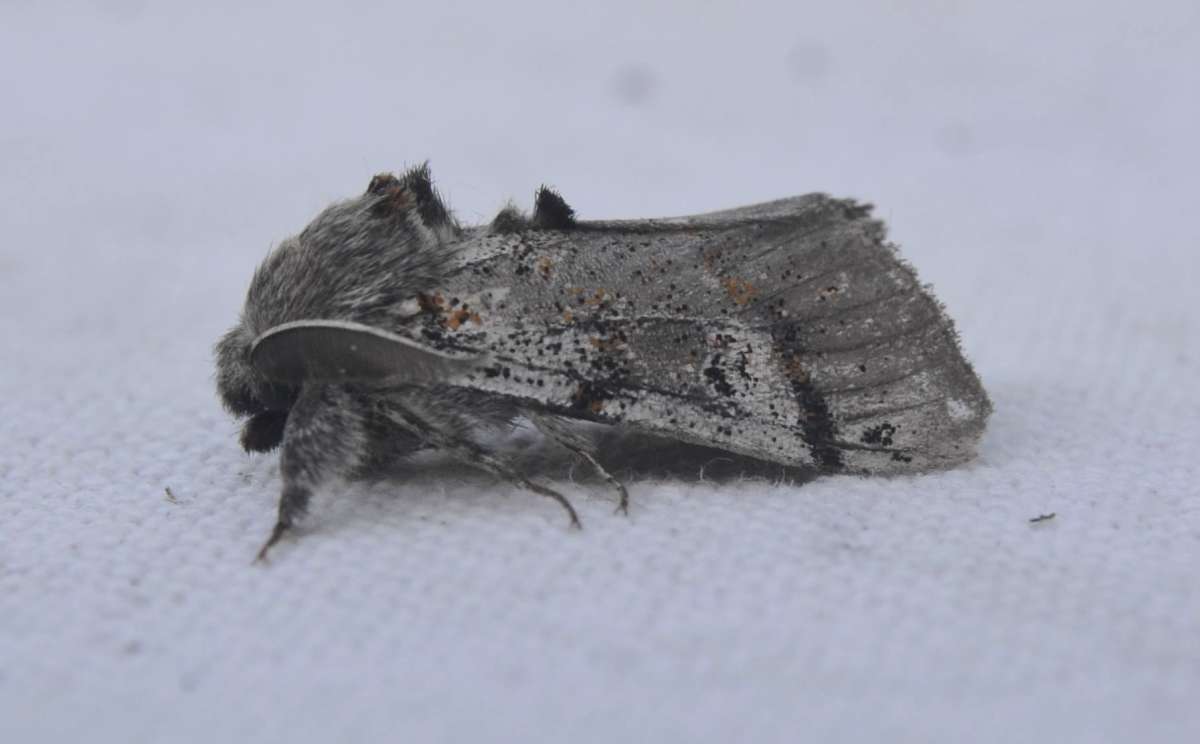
[2,2,1198,742]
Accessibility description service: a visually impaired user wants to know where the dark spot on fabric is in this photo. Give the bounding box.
[611,64,657,106]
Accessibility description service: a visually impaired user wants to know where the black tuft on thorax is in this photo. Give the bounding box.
[531,185,576,229]
[399,162,453,229]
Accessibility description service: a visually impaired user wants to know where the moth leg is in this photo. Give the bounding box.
[561,444,629,516]
[389,405,581,528]
[471,449,582,529]
[256,485,310,561]
[529,413,630,515]
[256,385,367,562]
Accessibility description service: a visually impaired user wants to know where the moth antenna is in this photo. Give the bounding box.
[531,185,577,229]
[476,451,582,528]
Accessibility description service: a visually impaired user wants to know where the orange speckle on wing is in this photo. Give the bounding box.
[721,277,759,305]
[589,335,625,352]
[446,308,472,330]
[417,292,446,312]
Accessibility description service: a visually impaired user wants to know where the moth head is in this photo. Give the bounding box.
[214,324,291,413]
[214,322,297,452]
[215,164,457,447]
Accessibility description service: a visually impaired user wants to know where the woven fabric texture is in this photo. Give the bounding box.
[2,3,1197,742]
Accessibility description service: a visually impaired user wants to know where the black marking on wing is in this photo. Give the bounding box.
[737,221,991,471]
[770,326,844,471]
[421,192,989,473]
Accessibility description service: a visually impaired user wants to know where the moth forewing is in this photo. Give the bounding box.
[403,195,990,474]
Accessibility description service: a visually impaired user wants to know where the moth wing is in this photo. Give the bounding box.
[412,193,990,475]
[250,319,477,385]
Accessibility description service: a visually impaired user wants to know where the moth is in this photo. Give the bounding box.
[215,165,991,559]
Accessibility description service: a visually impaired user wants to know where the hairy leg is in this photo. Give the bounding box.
[388,401,581,528]
[256,384,369,561]
[529,412,630,515]
[255,386,577,560]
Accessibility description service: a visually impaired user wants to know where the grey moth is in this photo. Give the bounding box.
[215,166,990,558]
